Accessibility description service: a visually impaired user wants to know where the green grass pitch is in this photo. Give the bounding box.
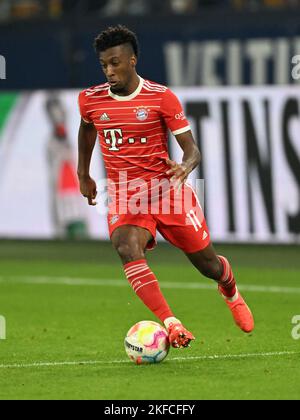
[0,240,299,400]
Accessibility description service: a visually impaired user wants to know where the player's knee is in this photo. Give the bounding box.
[199,258,222,280]
[115,240,145,264]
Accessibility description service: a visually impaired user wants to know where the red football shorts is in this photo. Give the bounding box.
[107,182,210,254]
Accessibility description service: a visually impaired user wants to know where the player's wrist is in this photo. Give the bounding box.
[181,162,192,175]
[77,172,91,181]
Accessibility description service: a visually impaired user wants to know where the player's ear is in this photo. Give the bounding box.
[130,55,137,67]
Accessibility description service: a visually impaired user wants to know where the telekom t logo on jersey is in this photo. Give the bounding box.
[104,129,147,151]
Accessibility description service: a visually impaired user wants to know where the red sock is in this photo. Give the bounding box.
[218,256,237,298]
[124,259,174,323]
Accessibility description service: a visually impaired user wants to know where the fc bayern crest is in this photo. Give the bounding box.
[136,108,149,121]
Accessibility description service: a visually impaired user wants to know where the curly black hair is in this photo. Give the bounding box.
[94,25,139,57]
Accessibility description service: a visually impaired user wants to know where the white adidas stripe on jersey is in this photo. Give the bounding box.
[85,89,109,97]
[144,80,167,88]
[143,84,167,93]
[144,80,168,91]
[85,83,110,94]
[145,79,167,87]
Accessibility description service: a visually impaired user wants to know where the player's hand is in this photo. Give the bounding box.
[165,158,190,193]
[79,175,97,206]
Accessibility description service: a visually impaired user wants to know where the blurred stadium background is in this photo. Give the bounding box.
[0,0,300,400]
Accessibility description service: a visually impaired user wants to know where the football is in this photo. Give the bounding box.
[124,320,170,364]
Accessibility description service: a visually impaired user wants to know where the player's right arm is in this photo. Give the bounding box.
[77,90,98,206]
[77,118,98,206]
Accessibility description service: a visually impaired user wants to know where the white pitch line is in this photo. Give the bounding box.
[0,276,300,294]
[0,351,298,370]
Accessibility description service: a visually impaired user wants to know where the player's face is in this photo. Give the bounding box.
[99,45,136,94]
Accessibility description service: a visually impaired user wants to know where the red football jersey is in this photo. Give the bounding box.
[78,77,190,209]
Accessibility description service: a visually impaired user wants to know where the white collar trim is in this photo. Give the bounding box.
[108,76,144,101]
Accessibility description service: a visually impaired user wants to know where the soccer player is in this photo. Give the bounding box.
[77,25,254,348]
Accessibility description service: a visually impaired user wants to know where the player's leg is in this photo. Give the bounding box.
[111,225,193,347]
[111,224,151,265]
[156,184,254,333]
[185,244,254,333]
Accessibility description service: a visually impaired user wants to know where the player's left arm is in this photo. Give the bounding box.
[166,130,201,189]
[161,88,201,189]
